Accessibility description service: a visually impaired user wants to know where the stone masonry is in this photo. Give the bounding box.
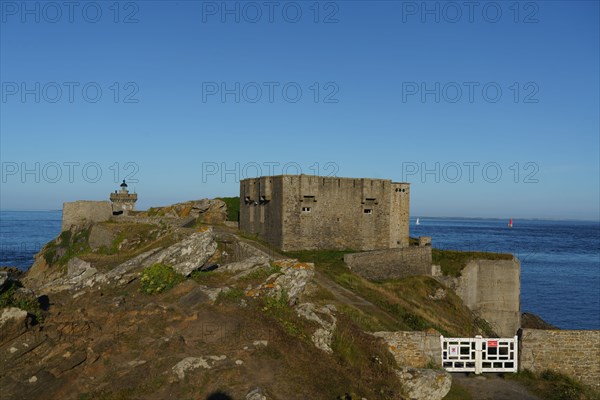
[373,330,441,368]
[520,329,600,389]
[344,245,432,281]
[62,201,113,231]
[240,175,410,251]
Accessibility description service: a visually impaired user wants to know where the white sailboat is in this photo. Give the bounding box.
[416,218,420,225]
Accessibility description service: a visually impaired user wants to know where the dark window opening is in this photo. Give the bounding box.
[364,209,373,214]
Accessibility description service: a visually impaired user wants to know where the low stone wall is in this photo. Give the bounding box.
[453,259,521,337]
[520,329,600,389]
[343,246,432,281]
[62,201,112,231]
[373,331,441,368]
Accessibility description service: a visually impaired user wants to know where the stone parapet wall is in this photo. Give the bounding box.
[343,246,432,281]
[520,328,600,389]
[373,331,441,368]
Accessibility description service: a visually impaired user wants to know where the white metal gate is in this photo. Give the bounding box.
[440,335,518,374]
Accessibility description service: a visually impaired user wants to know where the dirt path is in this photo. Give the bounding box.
[452,373,541,400]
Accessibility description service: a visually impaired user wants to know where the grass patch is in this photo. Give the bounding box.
[507,369,600,400]
[216,287,245,303]
[432,248,513,277]
[190,270,233,287]
[239,263,281,283]
[218,197,240,221]
[43,227,91,267]
[139,263,184,295]
[335,304,395,332]
[260,291,307,339]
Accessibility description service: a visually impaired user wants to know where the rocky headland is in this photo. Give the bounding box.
[1,198,589,400]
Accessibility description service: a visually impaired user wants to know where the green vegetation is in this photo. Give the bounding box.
[432,248,513,277]
[258,290,307,339]
[239,263,281,283]
[285,249,496,337]
[0,279,43,323]
[218,197,240,221]
[506,369,600,400]
[190,270,232,286]
[98,231,126,255]
[139,263,184,295]
[43,228,91,267]
[216,287,245,302]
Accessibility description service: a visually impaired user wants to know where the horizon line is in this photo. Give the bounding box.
[0,209,598,223]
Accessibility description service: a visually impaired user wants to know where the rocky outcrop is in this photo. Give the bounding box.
[246,387,269,400]
[521,312,558,330]
[192,199,228,224]
[0,271,9,291]
[245,259,315,306]
[143,229,218,276]
[219,256,271,277]
[171,355,227,381]
[0,307,31,344]
[396,367,452,400]
[296,303,337,353]
[144,199,227,224]
[88,224,116,250]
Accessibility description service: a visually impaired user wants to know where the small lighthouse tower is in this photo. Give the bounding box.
[110,180,138,215]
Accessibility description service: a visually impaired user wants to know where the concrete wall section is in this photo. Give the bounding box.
[520,329,600,389]
[239,176,284,249]
[456,259,521,337]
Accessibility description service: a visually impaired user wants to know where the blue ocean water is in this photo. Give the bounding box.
[0,210,62,270]
[0,211,598,330]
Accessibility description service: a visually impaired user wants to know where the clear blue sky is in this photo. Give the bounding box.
[1,0,598,220]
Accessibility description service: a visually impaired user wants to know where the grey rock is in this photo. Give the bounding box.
[246,387,268,400]
[67,258,93,278]
[0,271,8,291]
[143,229,218,277]
[0,307,30,344]
[395,367,452,400]
[221,256,270,275]
[171,355,227,380]
[295,303,337,353]
[270,260,315,305]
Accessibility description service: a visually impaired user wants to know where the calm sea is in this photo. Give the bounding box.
[0,211,598,330]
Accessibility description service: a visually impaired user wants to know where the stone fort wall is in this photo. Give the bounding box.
[240,175,409,251]
[520,329,600,389]
[344,246,432,281]
[62,201,113,231]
